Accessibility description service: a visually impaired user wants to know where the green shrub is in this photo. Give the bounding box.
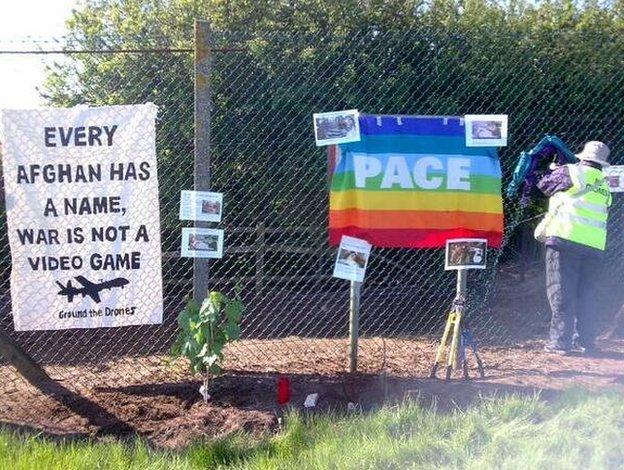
[172,291,244,376]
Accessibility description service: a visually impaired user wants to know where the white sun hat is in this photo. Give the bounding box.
[576,141,610,167]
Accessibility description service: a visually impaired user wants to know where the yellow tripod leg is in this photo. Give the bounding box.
[429,311,454,378]
[445,311,462,380]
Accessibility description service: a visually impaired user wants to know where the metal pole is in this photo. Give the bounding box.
[348,280,361,373]
[193,19,212,302]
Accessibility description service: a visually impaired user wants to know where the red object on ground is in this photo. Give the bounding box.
[277,376,291,405]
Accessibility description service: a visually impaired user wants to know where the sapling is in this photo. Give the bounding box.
[171,290,244,402]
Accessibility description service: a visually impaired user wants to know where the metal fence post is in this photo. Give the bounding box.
[349,280,361,372]
[193,19,212,302]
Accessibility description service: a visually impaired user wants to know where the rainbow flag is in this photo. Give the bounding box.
[329,115,503,248]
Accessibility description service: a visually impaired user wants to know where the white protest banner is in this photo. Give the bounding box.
[332,235,371,282]
[0,104,163,331]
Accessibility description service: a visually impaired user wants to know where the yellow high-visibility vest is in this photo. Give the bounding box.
[535,163,611,250]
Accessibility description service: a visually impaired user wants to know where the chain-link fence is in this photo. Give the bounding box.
[1,28,624,428]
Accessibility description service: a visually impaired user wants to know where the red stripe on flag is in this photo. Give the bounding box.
[329,227,503,249]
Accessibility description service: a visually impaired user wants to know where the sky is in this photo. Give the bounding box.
[0,0,77,108]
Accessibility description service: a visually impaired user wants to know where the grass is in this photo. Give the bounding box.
[2,389,624,469]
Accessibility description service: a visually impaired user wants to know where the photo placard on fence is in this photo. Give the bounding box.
[332,235,371,282]
[313,109,361,146]
[445,238,487,270]
[603,165,624,192]
[179,190,223,222]
[181,227,224,259]
[0,104,164,331]
[464,114,508,147]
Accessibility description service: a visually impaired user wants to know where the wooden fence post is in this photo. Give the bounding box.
[349,280,361,372]
[255,222,266,295]
[0,330,51,386]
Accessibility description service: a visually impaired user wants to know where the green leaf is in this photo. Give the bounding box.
[212,335,227,351]
[193,330,204,345]
[204,353,221,367]
[192,361,206,374]
[224,323,241,340]
[186,298,200,313]
[196,343,210,358]
[200,297,220,322]
[171,291,244,377]
[209,291,226,306]
[182,340,200,358]
[170,339,182,357]
[224,300,244,322]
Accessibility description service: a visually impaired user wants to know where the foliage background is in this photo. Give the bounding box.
[35,0,624,342]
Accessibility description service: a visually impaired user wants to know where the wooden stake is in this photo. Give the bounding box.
[0,330,51,386]
[349,280,361,373]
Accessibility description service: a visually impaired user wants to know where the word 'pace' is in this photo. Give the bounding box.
[27,252,141,271]
[353,155,472,190]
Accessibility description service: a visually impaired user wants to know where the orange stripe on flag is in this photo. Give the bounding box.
[329,209,504,231]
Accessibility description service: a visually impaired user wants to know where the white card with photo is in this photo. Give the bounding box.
[445,238,487,270]
[464,114,508,147]
[313,109,361,146]
[181,228,224,259]
[603,165,624,192]
[179,190,223,222]
[332,235,372,282]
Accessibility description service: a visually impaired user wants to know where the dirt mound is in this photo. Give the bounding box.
[2,337,624,449]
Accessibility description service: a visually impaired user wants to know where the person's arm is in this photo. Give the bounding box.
[537,165,573,197]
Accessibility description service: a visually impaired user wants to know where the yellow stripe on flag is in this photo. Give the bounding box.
[329,190,503,213]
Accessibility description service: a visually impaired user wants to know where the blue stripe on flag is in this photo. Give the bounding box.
[359,115,464,137]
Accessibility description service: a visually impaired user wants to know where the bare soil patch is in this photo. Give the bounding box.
[2,337,624,449]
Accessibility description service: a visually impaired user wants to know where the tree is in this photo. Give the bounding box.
[44,0,624,290]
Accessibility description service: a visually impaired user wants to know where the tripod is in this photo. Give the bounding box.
[429,269,485,380]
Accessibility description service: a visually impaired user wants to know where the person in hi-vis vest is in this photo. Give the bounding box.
[535,141,612,355]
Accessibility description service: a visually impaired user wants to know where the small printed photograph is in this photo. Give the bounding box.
[201,200,221,215]
[607,175,620,189]
[188,233,219,251]
[464,114,508,147]
[337,248,368,269]
[181,228,224,259]
[472,120,502,140]
[445,238,488,270]
[313,109,361,146]
[332,235,372,282]
[602,165,624,192]
[179,190,223,222]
